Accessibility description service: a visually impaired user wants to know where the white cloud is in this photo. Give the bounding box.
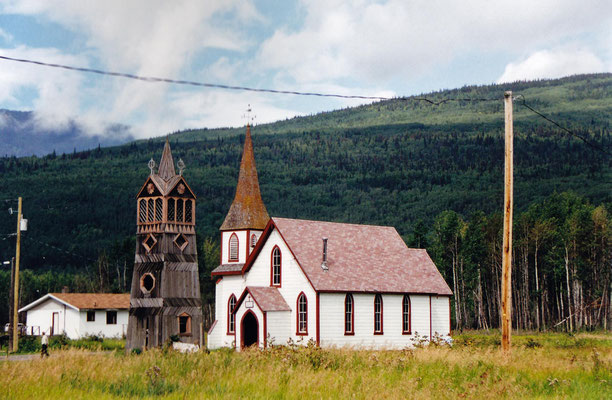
[258,0,611,85]
[497,49,607,83]
[0,27,12,42]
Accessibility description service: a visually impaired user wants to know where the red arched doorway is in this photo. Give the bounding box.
[241,310,259,349]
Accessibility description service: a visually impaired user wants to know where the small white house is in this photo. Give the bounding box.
[19,293,130,339]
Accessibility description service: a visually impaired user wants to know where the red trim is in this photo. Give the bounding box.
[207,320,217,335]
[344,293,354,335]
[227,294,237,335]
[229,233,239,261]
[374,294,383,335]
[402,294,412,335]
[316,292,320,346]
[240,310,259,349]
[263,312,267,348]
[270,245,282,287]
[219,232,223,266]
[296,292,308,336]
[246,229,250,259]
[215,277,223,284]
[429,295,432,341]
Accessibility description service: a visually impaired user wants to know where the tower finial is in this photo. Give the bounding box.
[177,158,185,175]
[158,138,176,181]
[242,104,256,127]
[148,158,156,175]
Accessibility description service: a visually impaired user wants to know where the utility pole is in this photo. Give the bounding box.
[8,257,14,353]
[12,197,22,352]
[501,92,513,352]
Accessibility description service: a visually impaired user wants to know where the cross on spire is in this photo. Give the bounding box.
[242,104,256,126]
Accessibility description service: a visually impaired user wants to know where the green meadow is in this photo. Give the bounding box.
[1,331,610,399]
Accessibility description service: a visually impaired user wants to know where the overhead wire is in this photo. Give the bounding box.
[0,55,608,154]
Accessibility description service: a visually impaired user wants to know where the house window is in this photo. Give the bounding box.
[271,246,281,287]
[402,295,411,334]
[86,311,95,322]
[106,311,117,325]
[374,294,383,334]
[251,234,257,248]
[229,233,239,261]
[178,313,192,336]
[228,294,236,334]
[297,293,308,335]
[345,294,354,335]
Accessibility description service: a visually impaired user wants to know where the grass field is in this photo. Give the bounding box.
[0,331,610,399]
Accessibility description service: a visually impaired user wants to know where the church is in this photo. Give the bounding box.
[207,124,452,350]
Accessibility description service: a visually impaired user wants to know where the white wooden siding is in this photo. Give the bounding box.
[431,296,451,337]
[319,293,437,349]
[208,275,244,348]
[266,311,291,346]
[221,230,248,264]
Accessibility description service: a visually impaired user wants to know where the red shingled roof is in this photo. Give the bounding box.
[265,218,452,295]
[234,286,291,312]
[50,293,130,310]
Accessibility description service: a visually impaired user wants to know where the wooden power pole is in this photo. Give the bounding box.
[501,92,513,352]
[12,197,22,352]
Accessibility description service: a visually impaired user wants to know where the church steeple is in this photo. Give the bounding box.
[220,124,270,231]
[158,138,176,181]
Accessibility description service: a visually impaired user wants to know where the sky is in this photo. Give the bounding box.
[0,0,610,140]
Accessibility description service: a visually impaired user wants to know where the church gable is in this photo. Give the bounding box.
[136,176,163,198]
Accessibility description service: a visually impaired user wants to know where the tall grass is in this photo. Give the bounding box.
[0,332,610,399]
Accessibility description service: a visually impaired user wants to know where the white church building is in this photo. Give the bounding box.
[207,125,452,350]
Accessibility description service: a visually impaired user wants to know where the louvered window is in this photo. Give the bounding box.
[229,234,239,261]
[185,200,193,223]
[177,199,184,222]
[139,199,146,223]
[167,198,175,221]
[155,198,163,221]
[147,199,154,222]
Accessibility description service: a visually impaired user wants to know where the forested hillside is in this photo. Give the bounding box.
[0,74,609,331]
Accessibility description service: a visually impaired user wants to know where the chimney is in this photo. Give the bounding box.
[62,286,69,293]
[321,238,328,271]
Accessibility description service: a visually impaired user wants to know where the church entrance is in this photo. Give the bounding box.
[241,311,258,349]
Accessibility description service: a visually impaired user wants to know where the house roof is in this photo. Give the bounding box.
[222,217,452,296]
[220,124,270,231]
[19,293,130,312]
[234,286,291,312]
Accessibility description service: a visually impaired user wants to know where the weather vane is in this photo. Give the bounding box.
[148,158,156,175]
[177,158,185,175]
[242,104,256,126]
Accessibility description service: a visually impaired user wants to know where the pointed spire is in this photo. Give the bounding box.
[220,124,270,230]
[158,138,176,181]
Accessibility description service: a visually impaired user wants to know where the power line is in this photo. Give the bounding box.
[23,236,97,263]
[515,95,611,156]
[0,54,499,104]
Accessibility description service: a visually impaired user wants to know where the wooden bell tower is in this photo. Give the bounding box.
[126,139,203,350]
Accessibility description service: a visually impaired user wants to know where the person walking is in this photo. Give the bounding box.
[40,332,49,358]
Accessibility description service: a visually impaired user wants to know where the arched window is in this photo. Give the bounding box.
[374,294,383,334]
[227,294,236,334]
[271,246,281,286]
[251,234,257,248]
[402,295,411,334]
[229,233,239,261]
[296,293,308,335]
[345,294,354,335]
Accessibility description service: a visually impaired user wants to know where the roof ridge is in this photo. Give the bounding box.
[272,216,398,230]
